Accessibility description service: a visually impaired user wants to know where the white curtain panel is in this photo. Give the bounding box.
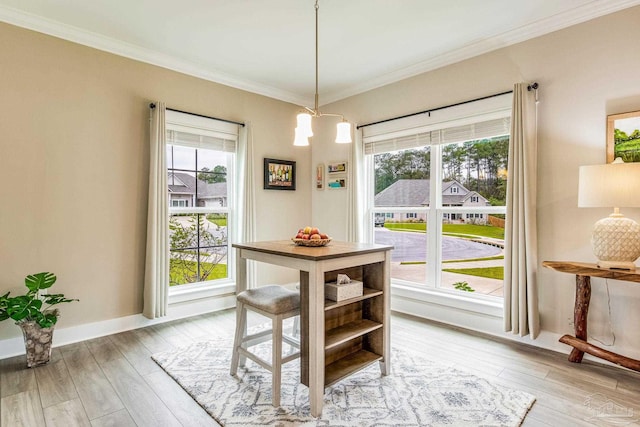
[504,83,540,338]
[143,102,169,319]
[346,127,364,242]
[237,124,257,289]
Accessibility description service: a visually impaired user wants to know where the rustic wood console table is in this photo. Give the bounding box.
[542,261,640,371]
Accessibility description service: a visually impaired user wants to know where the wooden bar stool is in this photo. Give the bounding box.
[230,285,300,407]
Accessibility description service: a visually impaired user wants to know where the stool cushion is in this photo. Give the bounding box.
[237,285,300,315]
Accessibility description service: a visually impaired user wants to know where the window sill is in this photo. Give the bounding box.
[391,282,503,318]
[168,280,235,305]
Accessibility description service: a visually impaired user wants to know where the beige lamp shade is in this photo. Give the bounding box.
[578,158,640,208]
[578,158,640,270]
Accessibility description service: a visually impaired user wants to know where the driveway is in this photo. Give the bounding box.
[374,228,502,262]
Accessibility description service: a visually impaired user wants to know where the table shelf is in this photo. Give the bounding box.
[324,349,382,388]
[325,319,383,350]
[324,287,383,311]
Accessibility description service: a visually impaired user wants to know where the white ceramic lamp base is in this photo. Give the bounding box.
[591,213,640,270]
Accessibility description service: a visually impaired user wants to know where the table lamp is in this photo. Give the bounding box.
[578,157,640,270]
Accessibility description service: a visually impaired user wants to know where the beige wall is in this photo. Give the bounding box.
[312,7,640,357]
[3,5,640,360]
[0,22,310,341]
[314,6,640,358]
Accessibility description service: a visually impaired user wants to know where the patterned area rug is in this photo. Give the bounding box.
[152,338,535,426]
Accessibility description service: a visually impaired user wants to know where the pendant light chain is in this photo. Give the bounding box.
[293,0,352,146]
[314,0,320,114]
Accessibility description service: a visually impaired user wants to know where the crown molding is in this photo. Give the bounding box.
[0,4,308,107]
[321,0,640,105]
[1,0,639,107]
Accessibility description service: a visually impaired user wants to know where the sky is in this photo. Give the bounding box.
[167,145,228,175]
[615,116,640,135]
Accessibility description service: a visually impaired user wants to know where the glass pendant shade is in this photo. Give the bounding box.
[335,121,352,144]
[292,1,351,146]
[293,127,310,146]
[296,113,313,137]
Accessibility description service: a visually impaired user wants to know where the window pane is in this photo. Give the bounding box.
[374,147,431,205]
[170,214,198,250]
[373,213,427,285]
[170,145,196,170]
[194,149,228,208]
[169,213,229,286]
[168,171,195,207]
[198,251,227,283]
[373,147,431,285]
[170,249,198,286]
[200,213,228,248]
[441,136,509,207]
[439,213,504,296]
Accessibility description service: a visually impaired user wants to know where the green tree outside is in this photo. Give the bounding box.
[197,165,227,184]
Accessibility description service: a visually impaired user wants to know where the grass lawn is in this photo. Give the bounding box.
[206,214,228,227]
[615,138,640,162]
[400,255,504,265]
[170,260,227,286]
[442,266,504,280]
[385,222,504,239]
[442,255,504,263]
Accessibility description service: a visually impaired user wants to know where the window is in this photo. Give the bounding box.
[363,94,510,301]
[165,111,238,291]
[171,199,188,207]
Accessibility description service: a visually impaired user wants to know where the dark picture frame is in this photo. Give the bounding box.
[263,158,296,190]
[607,110,640,163]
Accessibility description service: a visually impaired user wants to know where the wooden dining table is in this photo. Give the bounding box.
[233,240,393,417]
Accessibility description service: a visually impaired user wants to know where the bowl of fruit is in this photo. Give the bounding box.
[292,226,331,247]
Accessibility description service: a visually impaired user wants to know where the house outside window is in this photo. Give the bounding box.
[165,111,238,293]
[363,97,511,302]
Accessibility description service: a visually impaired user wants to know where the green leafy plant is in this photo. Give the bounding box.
[453,281,475,292]
[0,272,78,328]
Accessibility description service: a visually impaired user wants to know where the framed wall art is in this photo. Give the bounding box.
[607,110,640,163]
[263,158,296,190]
[327,176,347,189]
[327,161,347,174]
[316,163,324,190]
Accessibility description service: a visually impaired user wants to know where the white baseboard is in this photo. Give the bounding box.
[0,294,236,360]
[390,288,636,371]
[1,287,631,373]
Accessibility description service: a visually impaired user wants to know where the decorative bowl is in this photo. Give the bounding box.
[291,237,332,247]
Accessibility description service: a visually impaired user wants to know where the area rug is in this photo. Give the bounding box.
[151,338,535,426]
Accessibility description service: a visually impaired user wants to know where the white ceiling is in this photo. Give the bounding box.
[1,0,639,106]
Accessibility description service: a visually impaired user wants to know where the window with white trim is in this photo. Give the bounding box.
[165,111,238,291]
[363,93,511,300]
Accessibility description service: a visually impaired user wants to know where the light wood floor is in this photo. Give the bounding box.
[2,309,640,426]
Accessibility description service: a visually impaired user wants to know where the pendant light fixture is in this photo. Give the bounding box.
[293,0,352,147]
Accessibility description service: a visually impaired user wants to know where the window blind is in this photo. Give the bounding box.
[363,92,512,155]
[364,117,510,154]
[166,110,238,152]
[166,129,236,153]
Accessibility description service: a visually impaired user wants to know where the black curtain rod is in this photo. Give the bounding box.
[357,83,538,130]
[149,103,245,127]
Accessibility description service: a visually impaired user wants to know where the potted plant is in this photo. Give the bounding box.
[0,272,78,367]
